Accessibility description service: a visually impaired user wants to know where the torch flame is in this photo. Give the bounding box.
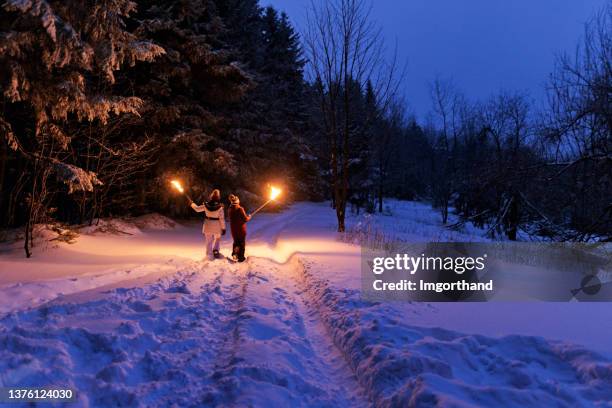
[171,180,184,194]
[270,186,281,201]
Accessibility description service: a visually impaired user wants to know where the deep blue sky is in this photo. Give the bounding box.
[264,0,607,120]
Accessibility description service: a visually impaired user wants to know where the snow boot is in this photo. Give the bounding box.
[213,250,223,259]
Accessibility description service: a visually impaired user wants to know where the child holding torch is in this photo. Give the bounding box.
[228,194,250,262]
[190,189,226,260]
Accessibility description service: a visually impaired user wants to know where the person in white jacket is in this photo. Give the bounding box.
[190,189,226,259]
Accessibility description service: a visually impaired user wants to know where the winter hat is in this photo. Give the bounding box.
[229,194,240,205]
[209,189,221,202]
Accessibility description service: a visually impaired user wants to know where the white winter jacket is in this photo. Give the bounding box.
[191,201,226,235]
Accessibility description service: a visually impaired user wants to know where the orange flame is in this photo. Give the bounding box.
[171,180,184,194]
[270,186,281,201]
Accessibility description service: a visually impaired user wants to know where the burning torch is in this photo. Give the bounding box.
[170,180,193,203]
[250,186,282,217]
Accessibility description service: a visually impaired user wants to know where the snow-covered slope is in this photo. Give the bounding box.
[0,202,610,407]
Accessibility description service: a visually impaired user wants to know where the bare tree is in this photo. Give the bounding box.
[304,0,402,231]
[429,77,466,223]
[429,81,534,240]
[374,97,406,213]
[479,91,531,240]
[541,4,612,239]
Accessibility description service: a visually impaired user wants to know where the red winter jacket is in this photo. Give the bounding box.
[228,204,250,239]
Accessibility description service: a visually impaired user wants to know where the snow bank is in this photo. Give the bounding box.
[0,262,180,314]
[80,219,143,236]
[131,213,178,231]
[300,263,612,406]
[0,261,219,407]
[79,213,177,236]
[344,201,490,244]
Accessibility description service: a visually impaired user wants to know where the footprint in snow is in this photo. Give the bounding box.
[128,301,153,313]
[165,283,190,294]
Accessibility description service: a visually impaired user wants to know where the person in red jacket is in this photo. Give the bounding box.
[228,194,251,262]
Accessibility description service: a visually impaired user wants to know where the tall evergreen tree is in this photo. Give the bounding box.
[212,0,263,68]
[0,0,164,255]
[210,1,321,202]
[124,0,252,213]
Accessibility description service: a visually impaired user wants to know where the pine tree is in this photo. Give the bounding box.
[213,0,263,68]
[119,0,252,213]
[208,1,321,203]
[0,0,164,255]
[260,8,306,125]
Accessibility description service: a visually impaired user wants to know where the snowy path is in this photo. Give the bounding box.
[207,257,367,407]
[1,202,611,406]
[0,239,369,406]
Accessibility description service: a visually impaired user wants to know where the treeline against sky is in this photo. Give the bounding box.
[417,7,612,242]
[0,0,610,256]
[301,0,610,241]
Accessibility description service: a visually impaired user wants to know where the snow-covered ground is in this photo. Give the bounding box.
[0,201,610,407]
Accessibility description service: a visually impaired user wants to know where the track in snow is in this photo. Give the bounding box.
[0,255,368,407]
[203,256,368,407]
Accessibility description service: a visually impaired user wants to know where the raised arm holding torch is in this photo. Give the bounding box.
[171,180,193,203]
[250,186,282,217]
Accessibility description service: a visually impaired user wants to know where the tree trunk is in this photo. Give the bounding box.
[336,195,346,232]
[378,160,384,213]
[378,180,383,213]
[24,210,32,258]
[339,50,350,233]
[442,200,449,224]
[0,142,7,226]
[506,193,519,241]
